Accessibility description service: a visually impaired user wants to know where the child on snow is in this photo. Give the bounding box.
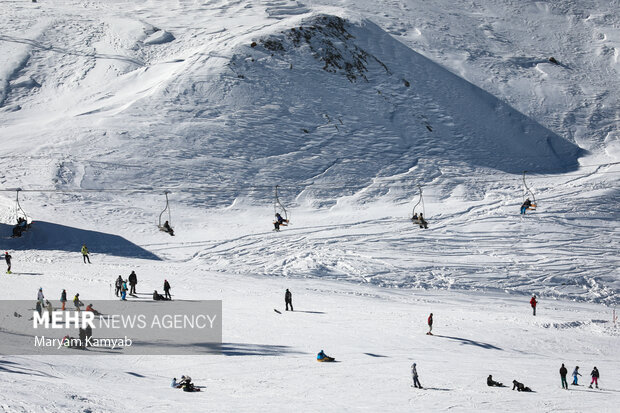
[572,366,582,385]
[589,367,600,389]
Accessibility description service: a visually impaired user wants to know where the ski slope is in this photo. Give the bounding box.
[0,0,619,411]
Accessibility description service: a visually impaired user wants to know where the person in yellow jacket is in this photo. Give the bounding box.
[81,244,91,264]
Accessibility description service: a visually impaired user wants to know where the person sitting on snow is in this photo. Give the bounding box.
[487,375,503,387]
[317,350,335,362]
[85,303,102,316]
[153,290,169,301]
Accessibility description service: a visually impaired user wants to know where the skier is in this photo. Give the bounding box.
[114,276,122,297]
[273,213,288,231]
[487,375,503,387]
[171,377,180,388]
[418,213,428,229]
[572,366,582,385]
[589,367,599,389]
[60,289,67,311]
[316,350,335,362]
[427,313,433,335]
[411,363,423,388]
[37,288,45,305]
[81,244,91,264]
[4,251,11,274]
[121,280,128,301]
[128,271,138,295]
[45,300,53,323]
[530,295,537,316]
[560,363,568,389]
[162,220,174,236]
[512,380,532,392]
[73,293,83,311]
[164,279,172,300]
[520,198,532,214]
[285,289,293,311]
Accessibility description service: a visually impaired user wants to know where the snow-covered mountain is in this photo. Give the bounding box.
[0,0,618,411]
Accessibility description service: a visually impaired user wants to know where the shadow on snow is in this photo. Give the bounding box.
[0,221,161,261]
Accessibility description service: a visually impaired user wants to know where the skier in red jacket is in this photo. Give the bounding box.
[427,313,433,335]
[530,295,537,316]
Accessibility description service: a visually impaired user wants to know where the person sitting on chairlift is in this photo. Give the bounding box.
[12,217,28,237]
[274,212,289,231]
[521,198,533,214]
[418,213,428,229]
[162,220,174,236]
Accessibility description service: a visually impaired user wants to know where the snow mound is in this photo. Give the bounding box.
[46,14,581,208]
[143,29,175,45]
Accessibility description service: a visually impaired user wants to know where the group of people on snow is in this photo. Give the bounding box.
[113,272,171,301]
[171,376,200,392]
[560,364,599,389]
[35,288,84,315]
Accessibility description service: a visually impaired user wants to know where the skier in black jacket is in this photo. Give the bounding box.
[285,289,293,311]
[4,251,11,274]
[115,276,123,297]
[163,280,171,300]
[560,363,568,389]
[128,271,138,295]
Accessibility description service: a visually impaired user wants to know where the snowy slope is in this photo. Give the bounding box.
[0,0,619,411]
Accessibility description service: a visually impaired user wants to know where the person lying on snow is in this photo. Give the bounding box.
[317,350,335,362]
[512,380,532,392]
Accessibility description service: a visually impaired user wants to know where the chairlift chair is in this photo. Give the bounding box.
[522,171,537,211]
[411,185,428,229]
[273,185,290,231]
[157,191,174,236]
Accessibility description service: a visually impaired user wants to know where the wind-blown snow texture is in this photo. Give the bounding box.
[0,0,618,411]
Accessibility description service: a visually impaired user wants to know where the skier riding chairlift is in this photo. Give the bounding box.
[273,185,290,231]
[158,192,175,236]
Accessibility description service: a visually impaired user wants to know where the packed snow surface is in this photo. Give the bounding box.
[0,0,618,411]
